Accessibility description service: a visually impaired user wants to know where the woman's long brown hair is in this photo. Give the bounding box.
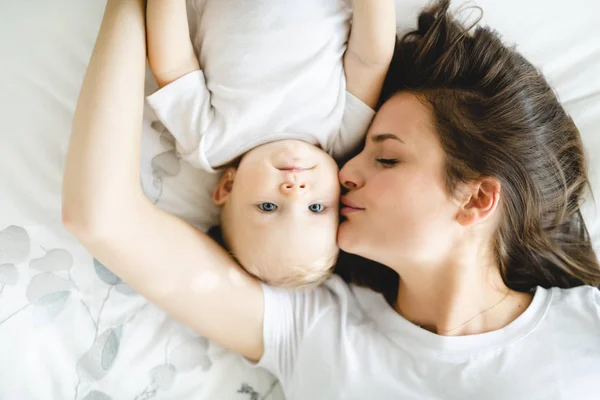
[336,0,600,303]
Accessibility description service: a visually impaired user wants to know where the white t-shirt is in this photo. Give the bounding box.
[147,0,374,171]
[257,275,600,399]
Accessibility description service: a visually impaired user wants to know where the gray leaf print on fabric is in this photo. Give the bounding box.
[152,150,181,179]
[0,263,18,286]
[238,384,260,400]
[150,120,176,149]
[93,259,135,296]
[33,290,71,326]
[160,133,176,149]
[150,120,167,134]
[0,225,30,264]
[77,325,123,382]
[170,336,211,372]
[1,272,72,327]
[101,326,123,370]
[238,380,280,400]
[26,272,72,303]
[82,390,112,400]
[134,386,158,400]
[94,259,121,286]
[29,249,73,271]
[114,283,137,296]
[151,364,176,390]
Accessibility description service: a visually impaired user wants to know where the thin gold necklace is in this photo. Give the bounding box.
[403,290,511,335]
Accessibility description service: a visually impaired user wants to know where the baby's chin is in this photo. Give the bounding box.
[244,140,338,170]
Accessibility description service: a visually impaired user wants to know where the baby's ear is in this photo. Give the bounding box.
[213,167,236,206]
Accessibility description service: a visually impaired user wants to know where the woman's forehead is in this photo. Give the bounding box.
[369,93,435,143]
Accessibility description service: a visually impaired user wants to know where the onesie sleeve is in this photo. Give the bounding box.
[147,70,216,171]
[328,91,376,160]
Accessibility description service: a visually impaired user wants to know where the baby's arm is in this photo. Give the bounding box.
[147,0,199,87]
[146,0,216,169]
[344,0,396,108]
[63,0,264,361]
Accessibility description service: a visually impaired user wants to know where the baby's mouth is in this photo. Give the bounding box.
[276,165,315,172]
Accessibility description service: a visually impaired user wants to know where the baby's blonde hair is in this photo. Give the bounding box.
[208,223,338,289]
[236,249,338,289]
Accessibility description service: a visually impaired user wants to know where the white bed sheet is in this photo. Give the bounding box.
[0,0,599,399]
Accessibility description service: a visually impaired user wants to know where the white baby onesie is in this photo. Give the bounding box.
[147,0,376,172]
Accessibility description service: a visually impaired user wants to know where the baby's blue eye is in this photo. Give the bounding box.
[308,204,325,213]
[258,202,278,212]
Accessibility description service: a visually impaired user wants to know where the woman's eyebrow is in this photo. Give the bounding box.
[371,133,405,144]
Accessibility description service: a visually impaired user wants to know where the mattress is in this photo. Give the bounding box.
[0,0,599,398]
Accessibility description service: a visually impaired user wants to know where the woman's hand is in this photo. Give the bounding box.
[62,0,265,362]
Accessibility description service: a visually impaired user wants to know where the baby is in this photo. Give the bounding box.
[146,0,395,287]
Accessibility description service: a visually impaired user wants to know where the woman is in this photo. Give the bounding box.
[63,0,600,399]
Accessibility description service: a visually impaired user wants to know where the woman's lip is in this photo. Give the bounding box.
[340,197,364,210]
[341,206,363,216]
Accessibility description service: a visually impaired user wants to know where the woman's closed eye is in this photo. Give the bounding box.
[376,158,399,167]
[258,202,278,212]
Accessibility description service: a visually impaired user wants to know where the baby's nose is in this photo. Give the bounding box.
[280,180,307,194]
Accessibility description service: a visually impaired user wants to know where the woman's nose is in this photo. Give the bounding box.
[339,158,363,190]
[342,180,357,189]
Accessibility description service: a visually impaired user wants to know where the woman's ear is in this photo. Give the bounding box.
[213,167,236,206]
[456,177,501,227]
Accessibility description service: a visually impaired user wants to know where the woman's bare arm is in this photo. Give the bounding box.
[62,0,264,361]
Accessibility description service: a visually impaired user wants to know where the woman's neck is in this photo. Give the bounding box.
[392,246,533,336]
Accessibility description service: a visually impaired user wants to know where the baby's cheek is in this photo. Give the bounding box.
[327,175,342,197]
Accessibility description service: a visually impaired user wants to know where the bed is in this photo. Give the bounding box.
[1,0,599,398]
